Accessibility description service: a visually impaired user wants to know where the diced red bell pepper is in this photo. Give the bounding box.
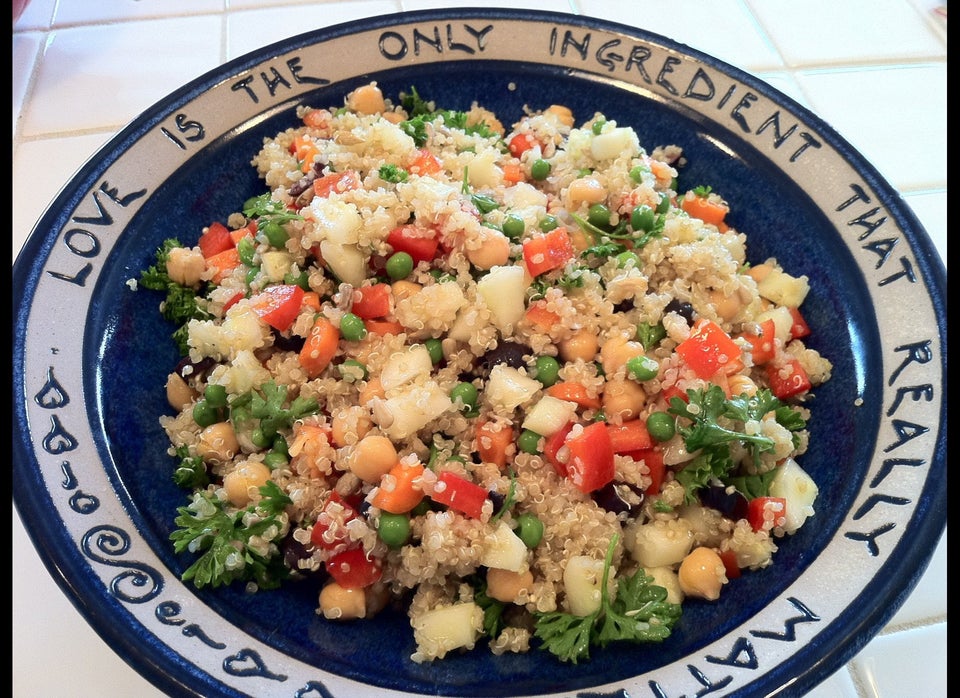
[747,496,787,532]
[788,307,811,339]
[387,225,440,264]
[249,284,305,332]
[543,421,575,477]
[205,247,242,284]
[738,318,777,366]
[310,492,360,553]
[325,547,383,588]
[623,448,665,495]
[676,319,743,379]
[222,291,245,314]
[351,283,392,320]
[430,471,489,520]
[198,221,234,259]
[563,422,615,494]
[719,549,741,579]
[313,170,362,198]
[409,149,442,176]
[606,419,654,454]
[522,228,574,276]
[766,357,812,399]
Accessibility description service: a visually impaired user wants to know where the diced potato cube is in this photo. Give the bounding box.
[522,395,577,436]
[412,603,484,659]
[757,268,809,308]
[477,265,527,332]
[309,199,362,245]
[627,518,694,568]
[378,381,454,439]
[381,344,433,390]
[260,250,294,283]
[484,364,541,411]
[768,457,818,533]
[319,241,366,287]
[644,566,684,605]
[563,555,614,616]
[590,127,639,161]
[480,520,528,572]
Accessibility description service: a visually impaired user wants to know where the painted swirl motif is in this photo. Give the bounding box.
[81,524,163,603]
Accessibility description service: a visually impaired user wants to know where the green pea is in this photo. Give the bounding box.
[272,435,289,456]
[530,158,551,181]
[518,429,542,455]
[646,411,676,442]
[534,356,561,387]
[592,120,606,135]
[284,269,310,290]
[386,251,414,280]
[501,214,525,240]
[587,203,611,229]
[245,265,261,285]
[514,513,544,548]
[378,512,411,548]
[656,193,671,214]
[204,384,228,408]
[626,355,660,382]
[338,359,368,382]
[340,312,367,341]
[424,338,443,365]
[616,251,640,269]
[539,215,559,232]
[192,400,219,428]
[631,204,656,232]
[450,382,479,411]
[261,220,289,248]
[629,164,648,183]
[237,236,257,266]
[263,451,288,469]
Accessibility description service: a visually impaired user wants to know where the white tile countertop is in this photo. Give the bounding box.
[12,1,946,697]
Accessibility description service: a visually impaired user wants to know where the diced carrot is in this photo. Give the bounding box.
[302,291,321,312]
[313,170,361,198]
[302,109,329,128]
[205,247,241,284]
[408,149,442,176]
[502,162,524,183]
[371,460,425,514]
[230,225,254,245]
[606,419,653,453]
[525,301,561,330]
[476,420,514,469]
[507,132,538,158]
[299,316,340,378]
[681,189,730,228]
[364,319,405,335]
[545,382,601,410]
[291,135,321,174]
[198,221,234,258]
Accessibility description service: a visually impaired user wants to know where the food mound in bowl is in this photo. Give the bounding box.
[136,82,833,664]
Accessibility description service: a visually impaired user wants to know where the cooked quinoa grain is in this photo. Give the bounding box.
[143,83,832,665]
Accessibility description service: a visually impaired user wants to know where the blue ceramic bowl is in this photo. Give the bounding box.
[13,9,947,698]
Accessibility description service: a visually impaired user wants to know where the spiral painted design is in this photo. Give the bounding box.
[80,524,163,603]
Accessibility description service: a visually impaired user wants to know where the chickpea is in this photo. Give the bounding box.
[559,329,600,363]
[486,568,534,604]
[565,176,607,209]
[165,246,205,287]
[747,262,773,283]
[392,280,422,303]
[350,434,398,483]
[544,104,574,128]
[165,372,197,412]
[358,377,385,406]
[380,111,405,125]
[319,581,367,619]
[600,336,645,375]
[602,378,647,420]
[678,546,727,601]
[709,289,742,322]
[727,373,758,397]
[331,405,372,447]
[223,460,272,507]
[467,231,511,270]
[197,422,239,463]
[347,83,386,115]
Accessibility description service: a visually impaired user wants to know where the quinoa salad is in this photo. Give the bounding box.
[135,82,833,664]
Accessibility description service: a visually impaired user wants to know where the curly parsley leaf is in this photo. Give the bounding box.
[172,445,208,489]
[378,163,408,183]
[533,536,681,663]
[399,86,499,147]
[242,192,303,226]
[171,480,292,590]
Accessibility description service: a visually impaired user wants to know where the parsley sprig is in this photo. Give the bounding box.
[533,535,681,663]
[669,385,806,503]
[242,192,303,226]
[399,86,499,147]
[171,480,292,589]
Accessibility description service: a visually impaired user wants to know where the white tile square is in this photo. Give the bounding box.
[13,133,114,258]
[19,16,224,138]
[402,0,574,10]
[752,71,811,109]
[52,0,225,25]
[902,191,947,266]
[13,0,57,30]
[577,0,784,72]
[226,0,402,58]
[744,0,945,67]
[12,32,42,137]
[804,664,860,698]
[889,527,948,624]
[849,623,947,697]
[795,63,946,191]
